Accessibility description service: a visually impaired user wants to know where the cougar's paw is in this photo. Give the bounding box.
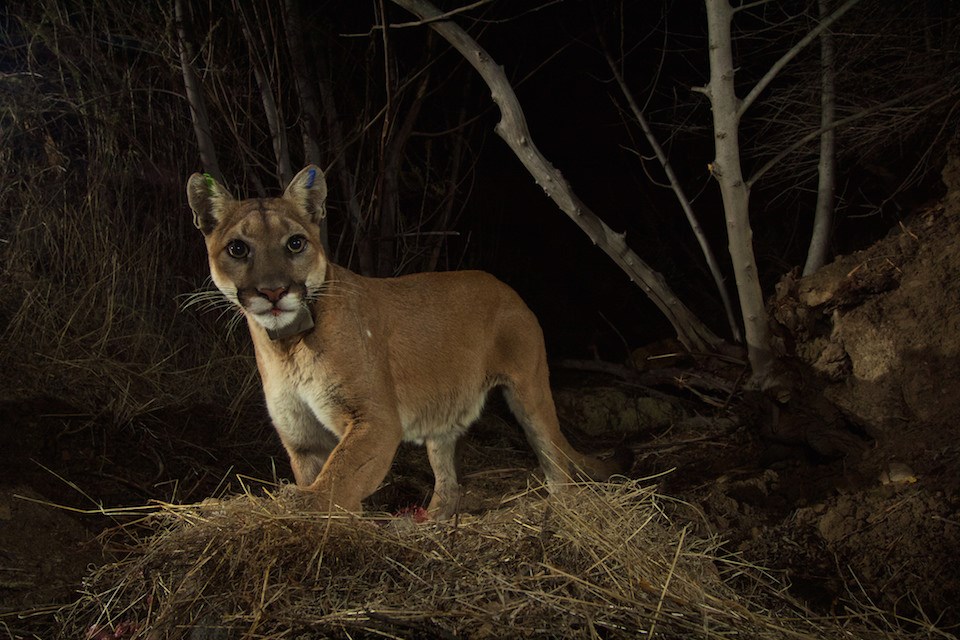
[426,486,461,520]
[276,483,361,514]
[275,483,318,511]
[310,491,362,514]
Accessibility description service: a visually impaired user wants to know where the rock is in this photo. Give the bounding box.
[554,386,686,436]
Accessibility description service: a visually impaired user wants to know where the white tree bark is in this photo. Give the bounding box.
[803,0,838,276]
[390,0,723,353]
[700,0,775,382]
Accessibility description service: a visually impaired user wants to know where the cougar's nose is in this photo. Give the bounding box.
[258,286,288,303]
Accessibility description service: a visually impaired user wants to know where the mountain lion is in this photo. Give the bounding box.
[187,165,629,517]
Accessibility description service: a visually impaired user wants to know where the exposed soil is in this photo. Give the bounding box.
[3,186,960,637]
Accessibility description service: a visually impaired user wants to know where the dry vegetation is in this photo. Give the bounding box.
[0,2,259,420]
[1,0,481,421]
[55,480,939,640]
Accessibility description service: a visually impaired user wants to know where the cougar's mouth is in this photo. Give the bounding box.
[262,303,293,318]
[240,288,314,339]
[250,299,298,321]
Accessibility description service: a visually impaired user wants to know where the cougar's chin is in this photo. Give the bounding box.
[251,308,299,332]
[246,296,303,332]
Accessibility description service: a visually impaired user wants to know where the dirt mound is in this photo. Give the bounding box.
[772,197,960,485]
[758,160,960,628]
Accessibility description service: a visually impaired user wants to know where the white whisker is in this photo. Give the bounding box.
[179,281,240,320]
[225,310,247,336]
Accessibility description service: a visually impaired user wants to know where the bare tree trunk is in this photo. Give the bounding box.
[282,0,322,167]
[174,0,221,183]
[696,0,860,385]
[699,0,774,382]
[390,0,723,353]
[803,0,838,276]
[282,0,328,250]
[605,51,742,344]
[238,2,293,187]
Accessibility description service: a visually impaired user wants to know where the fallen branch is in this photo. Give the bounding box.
[555,359,738,396]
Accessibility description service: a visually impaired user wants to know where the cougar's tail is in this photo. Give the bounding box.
[503,381,633,486]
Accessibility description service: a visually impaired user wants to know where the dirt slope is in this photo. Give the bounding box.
[751,150,960,625]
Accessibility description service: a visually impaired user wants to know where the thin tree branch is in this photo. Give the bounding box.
[382,0,494,29]
[283,0,328,250]
[174,0,221,183]
[737,0,861,119]
[733,0,778,13]
[604,48,742,343]
[237,1,292,186]
[748,83,945,188]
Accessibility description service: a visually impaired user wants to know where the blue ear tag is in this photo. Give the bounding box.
[305,167,316,189]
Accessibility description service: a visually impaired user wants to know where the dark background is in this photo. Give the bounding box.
[1,0,956,401]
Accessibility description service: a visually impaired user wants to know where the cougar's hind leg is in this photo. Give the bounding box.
[426,435,461,519]
[503,377,579,487]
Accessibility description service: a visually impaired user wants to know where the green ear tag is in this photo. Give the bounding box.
[203,173,215,191]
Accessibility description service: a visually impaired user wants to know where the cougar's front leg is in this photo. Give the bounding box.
[267,392,338,487]
[307,406,404,513]
[284,428,339,487]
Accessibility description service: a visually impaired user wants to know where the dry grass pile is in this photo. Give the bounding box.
[54,480,934,640]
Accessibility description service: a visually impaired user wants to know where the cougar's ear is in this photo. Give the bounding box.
[187,172,234,236]
[283,165,327,225]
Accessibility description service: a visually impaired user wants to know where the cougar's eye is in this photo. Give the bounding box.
[286,235,307,254]
[226,239,249,259]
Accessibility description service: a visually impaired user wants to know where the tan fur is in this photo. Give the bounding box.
[187,165,628,517]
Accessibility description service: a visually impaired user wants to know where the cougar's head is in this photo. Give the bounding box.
[187,165,328,338]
